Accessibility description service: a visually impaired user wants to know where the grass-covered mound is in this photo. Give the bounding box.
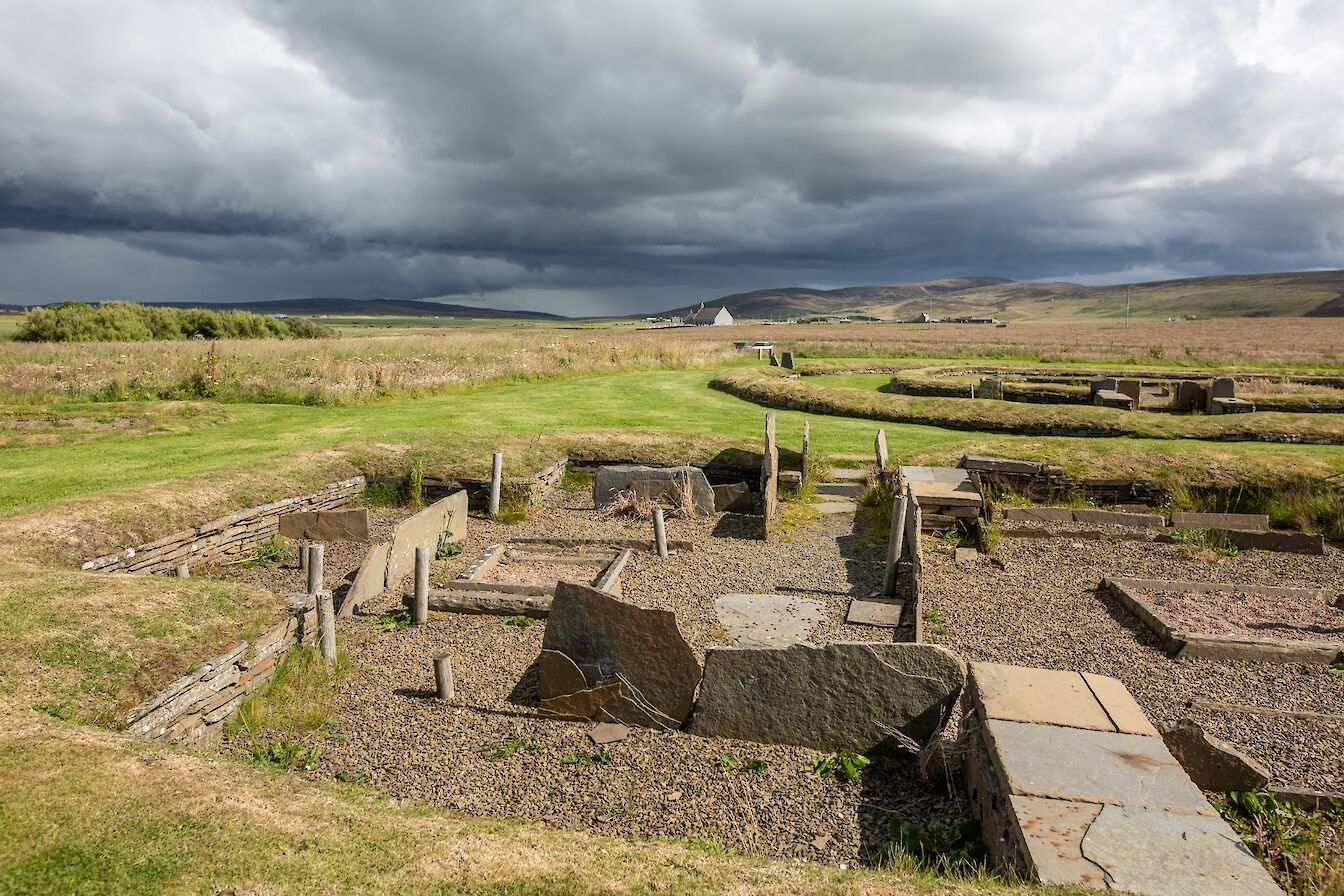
[15,301,332,342]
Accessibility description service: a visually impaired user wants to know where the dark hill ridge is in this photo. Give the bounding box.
[679,270,1344,320]
[142,297,567,320]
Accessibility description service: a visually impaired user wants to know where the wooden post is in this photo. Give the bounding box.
[489,452,503,518]
[433,652,454,700]
[306,544,324,595]
[652,507,668,557]
[316,589,336,665]
[882,492,908,596]
[801,420,810,482]
[174,563,190,579]
[413,545,430,625]
[298,541,309,576]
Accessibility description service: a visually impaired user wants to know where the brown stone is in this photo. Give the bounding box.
[1159,719,1270,792]
[278,508,370,542]
[538,582,701,730]
[712,481,753,513]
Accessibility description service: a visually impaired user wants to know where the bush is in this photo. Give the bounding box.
[15,301,333,342]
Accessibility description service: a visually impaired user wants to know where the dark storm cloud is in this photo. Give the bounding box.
[1,0,1341,312]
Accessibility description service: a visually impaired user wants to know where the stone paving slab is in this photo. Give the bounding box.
[970,662,1116,732]
[714,594,826,648]
[815,482,865,498]
[908,480,983,507]
[1081,672,1160,737]
[1006,796,1107,888]
[811,501,859,514]
[983,718,1213,814]
[828,468,869,481]
[845,597,905,627]
[900,465,971,484]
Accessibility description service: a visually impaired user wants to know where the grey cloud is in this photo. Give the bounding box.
[0,0,1341,313]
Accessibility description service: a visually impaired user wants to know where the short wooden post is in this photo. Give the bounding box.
[489,452,503,518]
[316,589,336,665]
[413,544,430,625]
[433,652,454,700]
[306,544,324,595]
[882,491,909,596]
[652,507,669,557]
[174,563,190,579]
[801,420,811,481]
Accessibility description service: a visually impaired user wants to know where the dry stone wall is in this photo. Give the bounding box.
[124,595,318,744]
[83,477,366,575]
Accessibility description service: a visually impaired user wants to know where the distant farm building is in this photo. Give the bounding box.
[948,315,1000,324]
[686,304,734,326]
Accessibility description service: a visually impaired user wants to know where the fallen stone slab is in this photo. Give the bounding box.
[1169,511,1270,532]
[278,508,370,542]
[1158,719,1270,792]
[1071,508,1165,528]
[338,541,390,617]
[690,642,965,751]
[593,465,714,516]
[538,582,701,730]
[711,481,753,513]
[714,594,826,648]
[846,597,905,628]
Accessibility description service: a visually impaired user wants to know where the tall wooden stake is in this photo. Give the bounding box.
[413,545,430,626]
[306,544,324,596]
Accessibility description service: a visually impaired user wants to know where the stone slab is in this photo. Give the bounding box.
[278,508,370,542]
[1081,804,1282,896]
[1159,720,1271,792]
[714,594,826,648]
[1001,506,1074,522]
[539,582,701,730]
[1071,508,1165,528]
[828,468,869,481]
[1210,528,1324,555]
[339,541,391,617]
[712,482,754,513]
[690,642,965,751]
[385,491,468,588]
[969,662,1116,733]
[811,501,858,514]
[815,482,865,499]
[593,465,714,516]
[845,597,905,628]
[960,455,1042,475]
[589,722,630,745]
[900,465,971,484]
[1006,796,1107,888]
[1169,511,1270,532]
[908,480,983,507]
[1080,672,1160,737]
[983,718,1212,814]
[954,547,979,566]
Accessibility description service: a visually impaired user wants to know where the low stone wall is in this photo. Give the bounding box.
[124,595,317,744]
[83,477,366,575]
[430,457,568,512]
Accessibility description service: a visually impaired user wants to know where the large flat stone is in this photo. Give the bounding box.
[690,642,964,750]
[846,597,905,627]
[970,662,1115,732]
[278,508,370,542]
[1081,804,1282,895]
[1210,528,1325,555]
[714,594,825,648]
[1006,796,1107,888]
[960,455,1042,476]
[811,501,859,514]
[385,490,468,587]
[983,718,1212,814]
[1081,672,1159,737]
[593,465,714,516]
[900,466,971,484]
[538,582,701,730]
[909,480,983,507]
[1169,511,1270,532]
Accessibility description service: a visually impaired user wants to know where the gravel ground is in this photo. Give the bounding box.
[478,558,608,587]
[925,531,1344,793]
[1142,587,1344,643]
[308,490,954,864]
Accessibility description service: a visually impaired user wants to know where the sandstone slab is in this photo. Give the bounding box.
[1169,511,1270,532]
[385,490,468,588]
[593,465,714,516]
[538,582,700,730]
[713,594,825,648]
[1159,719,1271,792]
[278,508,370,542]
[1071,508,1165,528]
[690,642,964,750]
[338,541,390,617]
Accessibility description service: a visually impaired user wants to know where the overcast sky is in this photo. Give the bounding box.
[1,1,1341,314]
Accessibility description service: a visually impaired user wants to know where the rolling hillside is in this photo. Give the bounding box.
[683,270,1344,321]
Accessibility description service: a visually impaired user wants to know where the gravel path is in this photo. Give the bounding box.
[924,533,1344,793]
[308,491,954,864]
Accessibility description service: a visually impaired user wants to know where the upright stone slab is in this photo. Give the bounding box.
[978,377,1004,400]
[278,508,370,542]
[874,428,889,470]
[385,490,467,589]
[690,642,965,750]
[711,481,753,513]
[780,351,794,369]
[1175,380,1207,412]
[593,465,715,516]
[538,582,701,730]
[1159,719,1270,792]
[759,413,778,533]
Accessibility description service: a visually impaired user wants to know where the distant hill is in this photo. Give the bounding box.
[678,270,1344,321]
[1,297,567,320]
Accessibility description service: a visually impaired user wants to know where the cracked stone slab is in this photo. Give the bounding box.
[538,582,701,730]
[714,594,826,648]
[690,642,965,750]
[970,662,1117,732]
[1082,804,1282,895]
[983,718,1213,814]
[1008,796,1108,888]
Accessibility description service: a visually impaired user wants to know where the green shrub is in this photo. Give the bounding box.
[15,301,333,342]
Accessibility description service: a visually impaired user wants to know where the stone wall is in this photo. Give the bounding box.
[83,477,366,575]
[428,457,568,512]
[123,595,317,744]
